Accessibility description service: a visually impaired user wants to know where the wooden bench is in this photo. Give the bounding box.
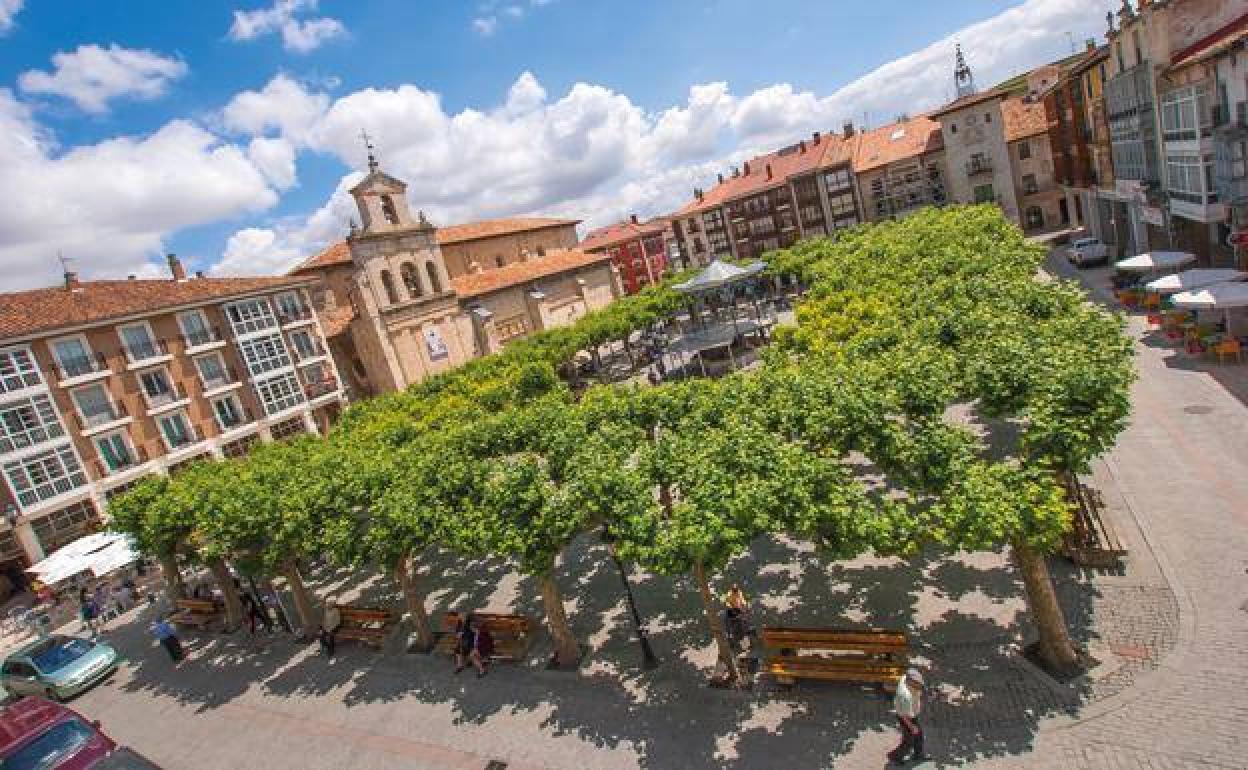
[1060,475,1126,568]
[169,598,222,629]
[434,612,534,662]
[760,627,908,690]
[332,605,395,649]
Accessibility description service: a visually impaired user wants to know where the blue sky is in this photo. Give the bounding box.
[0,0,1115,289]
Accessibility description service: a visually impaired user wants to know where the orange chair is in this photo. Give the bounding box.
[1213,338,1242,364]
[1141,293,1162,311]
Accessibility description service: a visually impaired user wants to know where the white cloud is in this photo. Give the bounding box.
[0,0,24,34]
[472,17,498,37]
[222,73,329,144]
[472,0,555,36]
[229,0,345,53]
[0,89,282,290]
[17,44,187,114]
[247,137,297,189]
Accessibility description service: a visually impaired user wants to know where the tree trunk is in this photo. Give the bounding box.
[1013,539,1079,672]
[394,552,434,652]
[539,559,580,668]
[692,560,739,683]
[158,553,186,601]
[207,558,243,632]
[281,561,318,638]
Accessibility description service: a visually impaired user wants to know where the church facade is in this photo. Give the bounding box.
[290,161,622,397]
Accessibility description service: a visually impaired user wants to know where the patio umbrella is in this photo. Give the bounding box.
[673,259,766,293]
[1171,281,1248,332]
[1146,268,1248,295]
[26,532,139,586]
[1115,251,1197,273]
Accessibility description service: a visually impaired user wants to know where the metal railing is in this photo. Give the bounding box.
[74,400,129,431]
[123,338,170,365]
[54,352,109,381]
[180,325,224,349]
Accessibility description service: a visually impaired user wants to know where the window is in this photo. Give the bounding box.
[225,298,277,337]
[799,204,823,224]
[425,261,443,293]
[702,210,725,230]
[494,255,505,268]
[221,434,259,458]
[118,323,159,363]
[274,291,308,322]
[823,168,853,193]
[177,310,215,347]
[1018,141,1031,160]
[748,218,776,236]
[138,368,177,408]
[1161,83,1211,142]
[707,230,731,255]
[158,412,194,449]
[950,123,958,134]
[984,112,992,123]
[1025,206,1045,230]
[0,348,41,393]
[973,183,995,203]
[288,329,321,361]
[0,395,63,454]
[30,501,95,553]
[1022,174,1038,195]
[380,270,399,304]
[380,194,400,225]
[254,372,304,416]
[269,417,306,441]
[238,334,292,377]
[1166,153,1214,203]
[3,445,87,508]
[827,191,857,219]
[400,262,423,297]
[212,395,245,430]
[70,384,118,428]
[49,337,95,380]
[194,353,230,390]
[94,431,135,473]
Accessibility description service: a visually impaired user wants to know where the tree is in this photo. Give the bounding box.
[107,475,189,601]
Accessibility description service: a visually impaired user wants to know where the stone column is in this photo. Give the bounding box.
[14,521,43,564]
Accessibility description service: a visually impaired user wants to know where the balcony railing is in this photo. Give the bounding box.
[74,400,129,431]
[966,157,994,176]
[200,366,240,392]
[93,445,149,477]
[303,376,339,399]
[144,381,188,410]
[165,423,202,450]
[124,338,170,365]
[55,352,110,381]
[277,306,313,325]
[180,325,224,349]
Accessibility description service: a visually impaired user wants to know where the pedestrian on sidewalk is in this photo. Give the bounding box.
[453,614,475,674]
[151,618,184,664]
[887,668,929,765]
[319,602,341,657]
[471,618,493,678]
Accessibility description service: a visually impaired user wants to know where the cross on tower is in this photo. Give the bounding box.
[57,250,74,274]
[360,129,379,173]
[954,43,976,99]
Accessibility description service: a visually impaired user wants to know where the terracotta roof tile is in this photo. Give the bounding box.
[290,217,581,275]
[579,218,668,252]
[675,133,848,215]
[1001,97,1049,142]
[929,89,1006,117]
[450,248,612,299]
[851,114,944,173]
[0,276,312,342]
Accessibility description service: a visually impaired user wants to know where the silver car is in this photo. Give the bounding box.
[1,635,119,700]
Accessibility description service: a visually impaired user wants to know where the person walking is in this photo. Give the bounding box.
[319,602,341,657]
[470,618,493,678]
[722,584,751,650]
[453,614,476,674]
[151,618,184,664]
[888,668,929,765]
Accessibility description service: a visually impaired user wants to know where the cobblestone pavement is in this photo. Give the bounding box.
[53,250,1248,769]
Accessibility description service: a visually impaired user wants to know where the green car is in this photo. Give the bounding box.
[0,635,119,701]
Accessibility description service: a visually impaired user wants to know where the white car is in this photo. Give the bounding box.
[1067,237,1109,267]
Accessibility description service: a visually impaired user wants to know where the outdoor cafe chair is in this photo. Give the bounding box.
[1213,338,1242,364]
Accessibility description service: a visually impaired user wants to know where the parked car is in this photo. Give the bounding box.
[1,636,119,701]
[0,696,115,769]
[1067,236,1109,267]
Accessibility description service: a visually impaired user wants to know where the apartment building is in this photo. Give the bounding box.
[852,115,948,222]
[1044,43,1106,230]
[0,256,345,568]
[1005,98,1068,232]
[580,216,673,294]
[1211,19,1248,267]
[669,129,862,263]
[290,156,619,396]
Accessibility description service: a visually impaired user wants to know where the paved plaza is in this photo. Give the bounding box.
[24,248,1248,769]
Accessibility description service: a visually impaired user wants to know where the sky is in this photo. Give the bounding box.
[0,0,1118,291]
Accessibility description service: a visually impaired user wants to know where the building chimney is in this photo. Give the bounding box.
[195,270,204,279]
[743,161,750,176]
[843,120,855,138]
[717,172,724,184]
[812,131,821,145]
[799,140,807,153]
[732,166,740,178]
[64,271,80,292]
[127,274,136,281]
[166,253,187,282]
[1085,38,1097,53]
[765,163,773,180]
[694,188,703,201]
[630,214,639,225]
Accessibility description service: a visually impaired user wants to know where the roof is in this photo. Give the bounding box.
[675,133,849,216]
[851,114,944,173]
[0,275,312,342]
[1002,97,1049,142]
[450,248,613,299]
[579,218,669,252]
[1170,13,1248,68]
[929,89,1007,117]
[290,217,581,275]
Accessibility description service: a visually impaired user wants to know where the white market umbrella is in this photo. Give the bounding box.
[674,259,765,293]
[1115,251,1197,273]
[26,532,139,586]
[1171,281,1248,333]
[1146,269,1247,295]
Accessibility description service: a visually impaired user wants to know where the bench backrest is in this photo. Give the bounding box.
[761,627,907,650]
[335,606,394,625]
[175,599,220,614]
[443,612,531,634]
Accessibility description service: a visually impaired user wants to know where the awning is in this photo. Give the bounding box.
[1171,281,1248,310]
[1145,268,1247,295]
[26,532,140,586]
[674,259,765,293]
[1115,251,1197,273]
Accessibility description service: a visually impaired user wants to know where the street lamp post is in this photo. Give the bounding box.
[601,525,659,670]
